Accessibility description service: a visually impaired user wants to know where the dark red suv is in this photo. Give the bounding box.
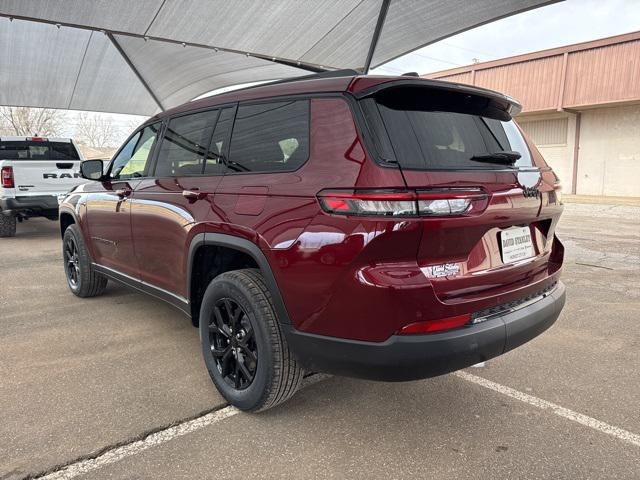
[59,71,566,411]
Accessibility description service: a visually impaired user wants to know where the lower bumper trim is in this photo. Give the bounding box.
[283,281,566,382]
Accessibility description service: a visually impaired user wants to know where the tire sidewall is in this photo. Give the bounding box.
[63,226,84,294]
[199,275,276,411]
[0,214,16,237]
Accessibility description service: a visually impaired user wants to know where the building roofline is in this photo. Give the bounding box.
[425,30,640,78]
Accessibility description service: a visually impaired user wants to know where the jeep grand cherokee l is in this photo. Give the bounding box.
[59,72,566,412]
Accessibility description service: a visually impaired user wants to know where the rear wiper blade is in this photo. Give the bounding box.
[470,151,521,165]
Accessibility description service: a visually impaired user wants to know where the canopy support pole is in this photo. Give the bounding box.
[363,0,391,74]
[107,33,166,112]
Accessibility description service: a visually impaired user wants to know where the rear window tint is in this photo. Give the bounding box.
[362,90,532,170]
[0,141,80,160]
[228,100,309,173]
[155,110,216,177]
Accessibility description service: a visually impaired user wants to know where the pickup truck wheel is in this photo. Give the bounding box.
[0,214,16,237]
[63,224,107,297]
[199,268,303,412]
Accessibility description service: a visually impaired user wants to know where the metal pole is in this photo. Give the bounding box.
[363,0,391,74]
[107,33,166,111]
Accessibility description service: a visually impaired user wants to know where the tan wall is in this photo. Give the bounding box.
[427,32,640,115]
[518,113,577,192]
[577,105,640,197]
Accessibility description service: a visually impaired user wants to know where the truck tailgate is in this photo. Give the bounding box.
[8,160,83,196]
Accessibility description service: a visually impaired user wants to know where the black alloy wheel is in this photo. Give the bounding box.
[199,269,303,411]
[64,235,80,288]
[209,297,258,390]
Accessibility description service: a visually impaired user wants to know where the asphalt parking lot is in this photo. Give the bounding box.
[1,202,639,480]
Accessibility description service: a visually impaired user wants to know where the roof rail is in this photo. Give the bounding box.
[210,69,361,97]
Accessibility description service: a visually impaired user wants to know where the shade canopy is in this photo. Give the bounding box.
[0,0,558,115]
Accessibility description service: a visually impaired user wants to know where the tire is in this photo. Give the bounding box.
[62,224,108,297]
[0,214,16,237]
[199,268,303,412]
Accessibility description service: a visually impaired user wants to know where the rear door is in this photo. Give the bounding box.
[131,107,234,298]
[359,85,559,304]
[0,139,82,196]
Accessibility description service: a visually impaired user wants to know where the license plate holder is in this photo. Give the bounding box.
[500,226,535,264]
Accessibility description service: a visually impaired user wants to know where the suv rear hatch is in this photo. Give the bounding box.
[355,81,562,308]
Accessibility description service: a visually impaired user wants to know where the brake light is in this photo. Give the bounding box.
[317,188,487,217]
[398,314,471,334]
[1,166,14,188]
[30,137,46,141]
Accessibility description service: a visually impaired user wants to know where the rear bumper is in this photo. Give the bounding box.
[283,281,566,381]
[1,195,59,214]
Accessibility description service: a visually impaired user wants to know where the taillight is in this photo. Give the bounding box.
[318,190,416,216]
[317,188,487,217]
[398,314,471,334]
[1,166,14,188]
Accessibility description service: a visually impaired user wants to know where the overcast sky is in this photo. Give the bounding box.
[372,0,640,76]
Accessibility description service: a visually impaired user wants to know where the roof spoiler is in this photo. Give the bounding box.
[351,78,522,120]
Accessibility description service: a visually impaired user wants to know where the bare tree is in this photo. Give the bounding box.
[0,106,65,137]
[74,112,118,148]
[125,118,144,135]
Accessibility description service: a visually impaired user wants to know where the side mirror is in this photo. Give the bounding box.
[80,159,104,181]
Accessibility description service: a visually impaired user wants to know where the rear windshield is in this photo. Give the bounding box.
[360,88,532,170]
[0,141,80,160]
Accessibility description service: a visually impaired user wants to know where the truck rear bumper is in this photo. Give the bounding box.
[283,281,566,381]
[1,195,59,215]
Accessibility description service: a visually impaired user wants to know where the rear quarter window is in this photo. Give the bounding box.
[227,100,309,173]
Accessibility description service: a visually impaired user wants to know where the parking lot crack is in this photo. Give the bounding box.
[22,403,232,480]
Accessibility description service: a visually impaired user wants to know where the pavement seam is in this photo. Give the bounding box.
[455,371,640,448]
[22,403,233,480]
[26,373,330,480]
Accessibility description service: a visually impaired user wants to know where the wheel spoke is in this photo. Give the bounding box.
[238,358,254,383]
[209,322,228,338]
[212,306,229,337]
[241,346,257,365]
[223,299,235,331]
[220,348,233,376]
[211,344,230,357]
[234,360,241,388]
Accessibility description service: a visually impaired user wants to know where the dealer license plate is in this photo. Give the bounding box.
[500,226,535,264]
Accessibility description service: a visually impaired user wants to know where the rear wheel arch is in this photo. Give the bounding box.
[188,233,291,327]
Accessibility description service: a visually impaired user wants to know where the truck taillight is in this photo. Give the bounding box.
[317,188,488,217]
[1,166,14,188]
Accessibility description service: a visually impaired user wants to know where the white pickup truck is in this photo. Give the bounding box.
[0,136,87,237]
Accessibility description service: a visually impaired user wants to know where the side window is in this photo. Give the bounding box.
[227,100,309,173]
[204,107,234,175]
[154,110,217,177]
[110,123,160,180]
